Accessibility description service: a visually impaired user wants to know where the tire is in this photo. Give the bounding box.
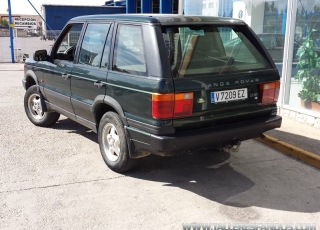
[24,85,60,127]
[98,112,139,173]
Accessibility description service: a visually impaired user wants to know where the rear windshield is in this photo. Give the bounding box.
[162,25,272,78]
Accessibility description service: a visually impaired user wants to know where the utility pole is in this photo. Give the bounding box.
[27,0,58,38]
[178,0,184,15]
[7,0,15,63]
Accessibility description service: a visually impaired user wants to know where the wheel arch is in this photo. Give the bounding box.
[25,70,38,89]
[91,95,127,128]
[92,96,146,159]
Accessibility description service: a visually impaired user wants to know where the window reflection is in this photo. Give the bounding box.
[78,24,110,67]
[113,25,147,76]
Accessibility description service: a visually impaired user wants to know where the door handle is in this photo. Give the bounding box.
[94,81,105,88]
[61,73,70,80]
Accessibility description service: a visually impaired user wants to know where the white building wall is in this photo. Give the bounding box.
[232,1,247,22]
[202,0,219,16]
[251,2,265,34]
[232,1,264,33]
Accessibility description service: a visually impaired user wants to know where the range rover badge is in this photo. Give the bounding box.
[197,98,205,104]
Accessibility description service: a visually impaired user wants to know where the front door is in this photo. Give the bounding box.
[42,23,83,118]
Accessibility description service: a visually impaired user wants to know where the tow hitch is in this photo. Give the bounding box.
[222,140,241,153]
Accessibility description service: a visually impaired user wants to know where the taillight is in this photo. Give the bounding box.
[274,81,280,102]
[260,81,280,105]
[174,93,193,117]
[152,93,174,119]
[152,92,193,119]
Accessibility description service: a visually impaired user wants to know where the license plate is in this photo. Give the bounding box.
[211,88,248,103]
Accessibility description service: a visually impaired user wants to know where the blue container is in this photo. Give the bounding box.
[43,5,126,31]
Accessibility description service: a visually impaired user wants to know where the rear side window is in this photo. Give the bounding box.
[162,26,271,78]
[112,25,147,76]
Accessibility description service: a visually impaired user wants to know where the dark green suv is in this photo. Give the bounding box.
[22,14,282,173]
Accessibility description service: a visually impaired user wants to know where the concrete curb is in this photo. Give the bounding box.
[255,134,320,169]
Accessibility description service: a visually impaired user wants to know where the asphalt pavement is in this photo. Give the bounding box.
[1,62,319,168]
[0,63,319,229]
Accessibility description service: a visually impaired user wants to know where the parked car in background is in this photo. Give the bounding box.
[26,30,39,37]
[22,15,282,173]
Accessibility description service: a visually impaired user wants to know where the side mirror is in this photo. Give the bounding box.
[33,50,49,61]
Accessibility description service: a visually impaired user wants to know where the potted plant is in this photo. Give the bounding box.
[295,28,320,111]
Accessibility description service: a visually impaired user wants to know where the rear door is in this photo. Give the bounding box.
[106,23,152,124]
[161,25,280,131]
[71,22,113,124]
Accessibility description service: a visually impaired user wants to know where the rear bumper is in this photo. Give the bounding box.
[126,115,282,156]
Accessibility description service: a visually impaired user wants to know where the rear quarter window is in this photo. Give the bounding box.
[112,25,147,76]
